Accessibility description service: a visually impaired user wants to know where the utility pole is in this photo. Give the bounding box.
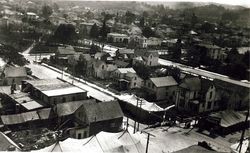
[137,99,142,131]
[133,98,139,134]
[141,130,155,153]
[236,108,249,153]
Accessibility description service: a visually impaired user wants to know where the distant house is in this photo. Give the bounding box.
[107,33,129,44]
[115,48,134,61]
[21,79,87,106]
[146,37,162,48]
[55,46,76,63]
[92,60,117,79]
[79,22,96,35]
[196,43,225,61]
[144,76,178,102]
[1,66,27,86]
[129,35,147,48]
[133,49,159,67]
[26,12,38,20]
[112,68,142,90]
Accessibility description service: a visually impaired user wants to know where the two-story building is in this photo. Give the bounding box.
[55,46,76,64]
[133,49,159,67]
[112,68,142,90]
[175,77,220,114]
[175,77,201,114]
[144,76,178,103]
[196,43,225,61]
[92,60,117,79]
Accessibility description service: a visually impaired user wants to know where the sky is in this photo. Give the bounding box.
[55,0,250,7]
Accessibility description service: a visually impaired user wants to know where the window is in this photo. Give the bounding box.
[166,92,168,96]
[78,133,82,139]
[194,92,196,98]
[172,91,175,95]
[207,101,212,109]
[134,77,137,80]
[62,97,66,102]
[84,131,87,138]
[72,96,76,101]
[150,55,152,59]
[53,98,57,104]
[209,92,213,99]
[149,61,152,66]
[148,82,150,87]
[102,65,104,70]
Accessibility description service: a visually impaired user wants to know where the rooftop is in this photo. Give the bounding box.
[107,33,128,37]
[41,86,86,97]
[56,99,96,117]
[116,68,136,74]
[83,101,123,123]
[150,76,178,87]
[180,77,201,91]
[57,46,75,55]
[3,66,27,78]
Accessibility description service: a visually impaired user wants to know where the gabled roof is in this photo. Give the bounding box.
[56,99,96,117]
[57,46,75,55]
[83,101,123,123]
[114,60,129,68]
[134,49,159,58]
[150,76,177,87]
[116,68,136,74]
[180,77,201,91]
[201,79,214,93]
[117,48,134,55]
[3,66,27,78]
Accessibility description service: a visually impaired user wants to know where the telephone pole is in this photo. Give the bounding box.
[141,130,155,153]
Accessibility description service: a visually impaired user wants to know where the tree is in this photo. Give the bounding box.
[99,20,110,40]
[75,54,87,76]
[53,24,78,45]
[41,5,53,20]
[242,51,250,69]
[139,17,145,27]
[89,44,100,54]
[90,23,99,39]
[142,26,155,38]
[125,11,136,25]
[172,39,182,61]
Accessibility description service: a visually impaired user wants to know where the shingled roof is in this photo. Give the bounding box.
[83,101,123,123]
[150,76,177,87]
[180,77,201,91]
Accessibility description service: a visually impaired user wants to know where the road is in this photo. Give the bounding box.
[22,45,164,112]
